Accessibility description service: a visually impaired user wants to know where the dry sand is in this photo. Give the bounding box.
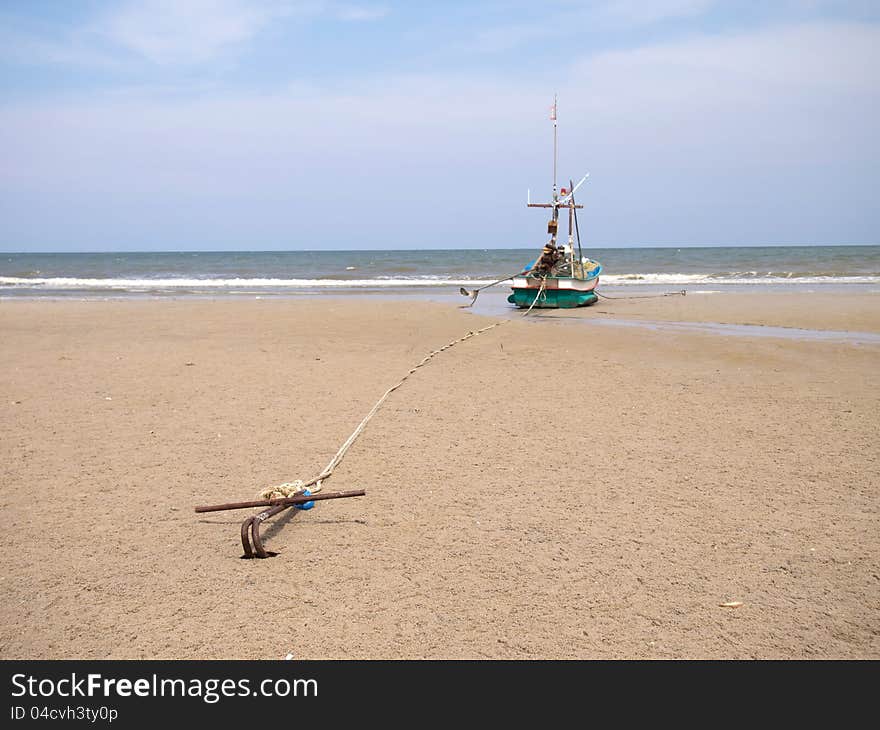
[1,293,878,659]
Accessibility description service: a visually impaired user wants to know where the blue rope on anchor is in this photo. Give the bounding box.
[295,489,315,510]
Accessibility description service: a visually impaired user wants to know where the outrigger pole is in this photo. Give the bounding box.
[571,179,584,268]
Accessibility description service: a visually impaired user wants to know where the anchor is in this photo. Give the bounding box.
[195,489,366,559]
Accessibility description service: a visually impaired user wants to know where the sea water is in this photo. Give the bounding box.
[1,245,878,297]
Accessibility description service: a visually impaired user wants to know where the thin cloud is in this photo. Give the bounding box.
[575,21,880,101]
[470,0,717,54]
[0,1,338,69]
[334,4,389,22]
[94,0,295,65]
[597,0,716,26]
[0,28,123,70]
[471,22,556,54]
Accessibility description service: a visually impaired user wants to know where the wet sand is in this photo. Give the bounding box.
[1,293,878,658]
[579,290,880,334]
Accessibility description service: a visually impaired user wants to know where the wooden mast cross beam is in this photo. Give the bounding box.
[527,203,583,209]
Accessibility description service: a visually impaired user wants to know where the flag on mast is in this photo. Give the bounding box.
[550,98,557,121]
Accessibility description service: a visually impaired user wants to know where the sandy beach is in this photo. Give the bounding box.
[1,293,878,659]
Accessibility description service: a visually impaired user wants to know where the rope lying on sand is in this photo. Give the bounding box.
[259,320,507,500]
[595,289,687,300]
[257,284,672,501]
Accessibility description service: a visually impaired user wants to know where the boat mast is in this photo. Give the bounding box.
[554,97,576,275]
[526,96,584,275]
[550,95,559,251]
[552,94,558,204]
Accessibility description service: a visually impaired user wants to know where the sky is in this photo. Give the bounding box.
[1,0,878,251]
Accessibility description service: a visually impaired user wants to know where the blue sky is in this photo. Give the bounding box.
[1,0,878,251]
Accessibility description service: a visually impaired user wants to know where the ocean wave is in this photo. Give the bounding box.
[1,273,878,290]
[0,276,495,289]
[601,274,880,285]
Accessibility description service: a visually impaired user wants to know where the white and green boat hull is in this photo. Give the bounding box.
[508,270,601,309]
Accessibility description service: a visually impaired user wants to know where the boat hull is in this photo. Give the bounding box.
[507,288,598,308]
[507,272,600,309]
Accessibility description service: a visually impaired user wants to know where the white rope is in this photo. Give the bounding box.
[595,289,686,300]
[260,321,506,499]
[521,277,548,317]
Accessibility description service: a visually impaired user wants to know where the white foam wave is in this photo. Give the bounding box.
[1,273,877,290]
[0,276,494,289]
[601,274,879,285]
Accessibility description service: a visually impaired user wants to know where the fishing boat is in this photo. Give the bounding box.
[508,98,601,309]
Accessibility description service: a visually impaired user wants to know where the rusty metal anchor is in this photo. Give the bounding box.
[195,489,366,559]
[241,502,297,559]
